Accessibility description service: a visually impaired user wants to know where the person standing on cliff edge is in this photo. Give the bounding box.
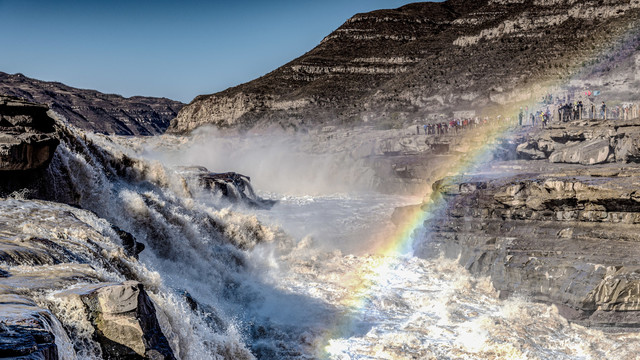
[519,107,523,126]
[601,102,607,120]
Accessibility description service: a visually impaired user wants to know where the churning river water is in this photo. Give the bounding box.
[18,122,640,359]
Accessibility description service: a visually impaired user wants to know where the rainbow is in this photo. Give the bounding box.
[315,17,640,355]
[316,117,519,356]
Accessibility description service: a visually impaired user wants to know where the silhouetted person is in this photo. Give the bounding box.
[577,101,583,120]
[518,107,523,126]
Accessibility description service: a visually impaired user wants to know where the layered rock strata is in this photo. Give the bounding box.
[0,72,184,135]
[0,295,61,360]
[170,0,640,132]
[415,119,640,327]
[0,95,59,172]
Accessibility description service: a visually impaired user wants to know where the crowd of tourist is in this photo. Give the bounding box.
[415,95,640,137]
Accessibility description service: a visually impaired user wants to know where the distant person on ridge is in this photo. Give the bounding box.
[577,101,583,120]
[601,102,607,120]
[519,107,523,126]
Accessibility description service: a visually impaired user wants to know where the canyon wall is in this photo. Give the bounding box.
[169,0,640,132]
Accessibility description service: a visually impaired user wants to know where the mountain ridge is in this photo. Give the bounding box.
[169,0,640,133]
[0,71,184,136]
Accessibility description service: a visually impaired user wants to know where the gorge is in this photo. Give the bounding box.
[3,0,640,359]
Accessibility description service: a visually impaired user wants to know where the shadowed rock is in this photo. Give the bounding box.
[0,295,60,360]
[0,72,184,136]
[178,166,276,209]
[0,95,59,172]
[112,226,146,259]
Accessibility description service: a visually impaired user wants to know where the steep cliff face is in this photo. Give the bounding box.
[169,0,640,133]
[0,72,184,136]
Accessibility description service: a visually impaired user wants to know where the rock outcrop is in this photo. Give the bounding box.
[0,198,178,359]
[0,72,184,135]
[78,282,175,359]
[415,118,640,327]
[0,95,59,172]
[515,118,640,165]
[177,166,276,209]
[169,0,640,133]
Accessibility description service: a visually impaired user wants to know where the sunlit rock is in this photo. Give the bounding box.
[79,282,176,360]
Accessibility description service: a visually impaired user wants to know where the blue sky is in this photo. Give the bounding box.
[0,0,427,103]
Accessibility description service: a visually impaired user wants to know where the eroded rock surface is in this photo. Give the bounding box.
[515,118,640,165]
[416,141,640,327]
[0,95,59,172]
[0,295,60,360]
[78,282,175,359]
[169,0,640,132]
[0,72,184,136]
[0,199,177,359]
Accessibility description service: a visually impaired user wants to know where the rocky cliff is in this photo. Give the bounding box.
[169,0,640,133]
[414,116,640,327]
[0,95,59,173]
[0,72,184,136]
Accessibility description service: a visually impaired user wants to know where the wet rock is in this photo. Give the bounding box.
[0,295,60,360]
[80,281,176,360]
[177,290,227,333]
[177,166,276,209]
[112,226,146,259]
[0,199,181,357]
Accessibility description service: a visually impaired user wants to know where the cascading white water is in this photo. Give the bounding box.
[24,120,279,359]
[11,116,640,359]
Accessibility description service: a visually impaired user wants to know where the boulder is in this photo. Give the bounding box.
[549,138,611,165]
[516,141,547,160]
[0,95,59,172]
[80,281,176,360]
